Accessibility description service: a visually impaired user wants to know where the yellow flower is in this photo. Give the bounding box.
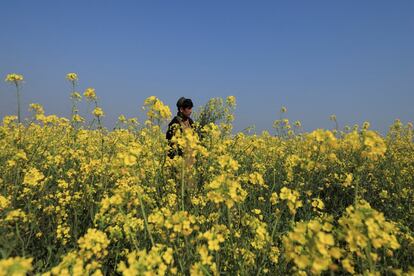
[5,209,28,223]
[29,103,45,115]
[339,200,400,266]
[311,257,330,274]
[0,195,11,211]
[162,248,173,265]
[252,209,261,215]
[226,95,236,107]
[70,92,82,101]
[117,245,175,275]
[248,172,266,187]
[124,154,137,166]
[66,73,78,81]
[283,217,339,274]
[342,258,355,274]
[23,167,45,187]
[343,173,353,187]
[198,245,212,265]
[362,130,386,160]
[5,73,24,83]
[143,96,172,121]
[78,228,110,259]
[279,187,302,215]
[269,246,280,264]
[312,198,325,210]
[190,263,205,276]
[295,255,309,269]
[72,114,85,122]
[317,232,334,246]
[118,115,127,123]
[84,87,97,100]
[270,192,279,205]
[329,247,342,259]
[92,107,104,117]
[0,257,33,276]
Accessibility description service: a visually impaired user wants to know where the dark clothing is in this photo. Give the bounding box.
[166,114,194,158]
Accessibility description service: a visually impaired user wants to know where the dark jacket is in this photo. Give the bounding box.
[166,114,194,158]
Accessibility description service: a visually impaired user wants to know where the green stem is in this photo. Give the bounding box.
[257,214,280,275]
[15,223,25,257]
[173,244,185,273]
[364,242,375,272]
[181,159,185,211]
[270,168,276,192]
[354,176,359,207]
[16,83,21,124]
[200,264,212,276]
[70,81,79,130]
[137,193,155,247]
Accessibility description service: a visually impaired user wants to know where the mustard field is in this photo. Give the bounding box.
[0,74,413,275]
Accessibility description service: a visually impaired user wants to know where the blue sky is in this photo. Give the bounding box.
[1,0,413,134]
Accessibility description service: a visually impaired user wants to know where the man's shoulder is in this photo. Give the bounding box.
[168,116,180,127]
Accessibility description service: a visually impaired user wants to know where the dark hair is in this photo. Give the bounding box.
[177,97,193,109]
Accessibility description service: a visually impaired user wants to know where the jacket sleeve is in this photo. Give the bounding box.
[166,123,174,141]
[166,117,179,141]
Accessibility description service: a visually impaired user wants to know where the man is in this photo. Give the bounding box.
[166,97,194,158]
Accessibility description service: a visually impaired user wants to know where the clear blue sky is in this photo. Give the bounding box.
[1,0,413,134]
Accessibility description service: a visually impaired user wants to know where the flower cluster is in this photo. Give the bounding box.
[0,257,33,276]
[5,73,24,84]
[283,217,340,274]
[143,96,172,122]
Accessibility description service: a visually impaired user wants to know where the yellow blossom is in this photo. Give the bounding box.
[84,87,97,100]
[0,257,33,276]
[92,107,105,117]
[66,73,78,81]
[5,73,24,84]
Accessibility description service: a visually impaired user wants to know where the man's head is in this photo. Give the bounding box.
[177,97,193,118]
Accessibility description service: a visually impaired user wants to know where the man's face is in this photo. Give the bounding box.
[180,107,192,118]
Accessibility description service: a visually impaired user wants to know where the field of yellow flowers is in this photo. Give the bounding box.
[1,73,413,275]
